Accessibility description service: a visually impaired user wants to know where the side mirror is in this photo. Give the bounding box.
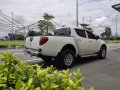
[96,36,99,40]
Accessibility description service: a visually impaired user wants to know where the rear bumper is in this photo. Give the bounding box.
[24,47,41,56]
[24,46,57,58]
[24,48,54,59]
[24,48,55,59]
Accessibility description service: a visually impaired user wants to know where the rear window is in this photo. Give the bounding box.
[54,28,71,36]
[75,29,86,38]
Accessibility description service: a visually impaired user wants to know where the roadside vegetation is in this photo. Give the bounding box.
[105,40,120,44]
[0,52,94,90]
[100,26,120,44]
[0,40,24,48]
[37,13,55,35]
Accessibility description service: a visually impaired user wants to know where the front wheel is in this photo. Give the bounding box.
[98,46,106,59]
[59,49,75,68]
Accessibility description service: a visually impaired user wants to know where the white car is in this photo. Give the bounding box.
[25,27,107,68]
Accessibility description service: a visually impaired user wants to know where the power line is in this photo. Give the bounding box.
[0,13,20,28]
[0,19,20,28]
[0,12,26,34]
[0,22,19,28]
[0,20,22,29]
[0,12,25,27]
[0,18,10,24]
[53,21,61,27]
[0,18,21,29]
[26,22,38,27]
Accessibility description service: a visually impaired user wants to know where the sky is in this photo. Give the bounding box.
[0,0,120,37]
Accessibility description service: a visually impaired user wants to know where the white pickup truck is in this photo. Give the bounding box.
[25,27,107,68]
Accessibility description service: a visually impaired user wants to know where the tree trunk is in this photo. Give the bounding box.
[46,22,48,35]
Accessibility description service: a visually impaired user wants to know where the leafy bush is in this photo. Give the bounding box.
[0,52,93,90]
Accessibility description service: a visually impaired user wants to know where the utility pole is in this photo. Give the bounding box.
[11,12,13,40]
[116,15,118,39]
[89,17,91,25]
[76,0,78,27]
[83,17,84,24]
[15,31,16,40]
[28,26,30,36]
[23,26,26,40]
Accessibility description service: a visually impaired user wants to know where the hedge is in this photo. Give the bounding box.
[0,41,24,48]
[0,52,94,90]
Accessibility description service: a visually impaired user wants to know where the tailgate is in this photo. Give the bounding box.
[25,36,40,50]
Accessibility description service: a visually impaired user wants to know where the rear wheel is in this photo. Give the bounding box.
[59,49,75,68]
[98,46,106,59]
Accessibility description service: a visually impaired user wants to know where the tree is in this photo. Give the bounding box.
[16,35,24,40]
[5,36,8,40]
[27,31,42,36]
[100,32,106,39]
[100,27,112,40]
[8,33,15,40]
[80,23,93,32]
[104,27,111,39]
[38,13,55,35]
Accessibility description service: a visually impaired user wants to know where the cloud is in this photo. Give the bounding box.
[90,16,111,35]
[92,17,111,28]
[110,15,120,22]
[0,0,120,36]
[0,9,2,12]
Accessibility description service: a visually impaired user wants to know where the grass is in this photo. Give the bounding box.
[105,40,120,44]
[0,40,24,48]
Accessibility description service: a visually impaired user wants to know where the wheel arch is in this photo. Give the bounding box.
[61,44,76,55]
[101,44,107,50]
[98,44,107,59]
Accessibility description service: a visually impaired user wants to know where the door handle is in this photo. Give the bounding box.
[77,39,81,41]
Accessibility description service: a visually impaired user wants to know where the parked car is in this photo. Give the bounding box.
[24,27,107,68]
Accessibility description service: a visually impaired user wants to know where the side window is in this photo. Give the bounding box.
[87,31,96,39]
[75,29,86,38]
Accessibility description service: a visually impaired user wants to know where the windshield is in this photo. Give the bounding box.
[54,28,71,36]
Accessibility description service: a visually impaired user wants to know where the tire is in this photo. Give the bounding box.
[42,57,52,63]
[59,49,75,68]
[98,46,106,59]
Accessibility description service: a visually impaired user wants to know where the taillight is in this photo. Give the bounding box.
[39,36,48,45]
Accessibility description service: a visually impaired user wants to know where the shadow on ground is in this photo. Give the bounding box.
[31,56,100,70]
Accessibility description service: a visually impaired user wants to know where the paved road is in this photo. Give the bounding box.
[0,43,120,90]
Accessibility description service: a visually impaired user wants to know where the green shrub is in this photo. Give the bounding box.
[0,52,94,90]
[0,45,8,48]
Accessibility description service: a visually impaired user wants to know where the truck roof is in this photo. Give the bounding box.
[62,27,93,32]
